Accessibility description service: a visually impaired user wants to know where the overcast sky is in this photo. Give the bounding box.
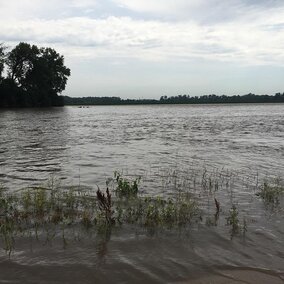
[0,0,283,98]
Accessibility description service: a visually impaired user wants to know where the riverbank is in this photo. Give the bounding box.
[0,261,283,284]
[182,268,284,284]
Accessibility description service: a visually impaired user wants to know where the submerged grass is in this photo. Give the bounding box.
[0,173,200,254]
[226,205,247,239]
[257,179,284,204]
[113,171,141,197]
[115,193,199,228]
[0,170,282,254]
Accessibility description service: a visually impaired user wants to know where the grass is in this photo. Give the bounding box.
[0,173,200,255]
[115,193,199,227]
[0,170,282,254]
[113,171,141,197]
[226,205,247,239]
[257,179,284,204]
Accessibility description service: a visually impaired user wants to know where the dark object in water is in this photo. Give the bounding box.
[214,198,220,213]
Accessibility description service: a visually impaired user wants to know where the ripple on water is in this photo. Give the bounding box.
[0,104,283,282]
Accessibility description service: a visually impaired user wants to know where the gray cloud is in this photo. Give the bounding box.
[0,0,283,68]
[1,13,284,66]
[112,0,284,24]
[1,0,283,98]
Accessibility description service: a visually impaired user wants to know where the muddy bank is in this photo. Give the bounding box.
[179,268,284,284]
[0,261,283,284]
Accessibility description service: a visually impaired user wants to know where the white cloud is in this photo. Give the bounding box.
[70,0,97,8]
[0,0,97,20]
[1,0,283,97]
[112,0,193,14]
[0,0,284,66]
[1,12,284,66]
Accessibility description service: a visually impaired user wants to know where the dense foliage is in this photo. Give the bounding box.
[0,42,70,107]
[64,93,284,106]
[0,43,5,78]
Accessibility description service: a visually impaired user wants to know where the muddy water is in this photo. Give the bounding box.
[0,104,283,283]
[0,104,283,188]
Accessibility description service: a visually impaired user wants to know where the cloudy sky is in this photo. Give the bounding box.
[0,0,283,98]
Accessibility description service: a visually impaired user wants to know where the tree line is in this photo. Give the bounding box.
[0,42,70,107]
[1,43,283,108]
[64,93,284,106]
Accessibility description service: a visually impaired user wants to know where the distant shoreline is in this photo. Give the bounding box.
[65,102,284,107]
[64,93,284,106]
[1,93,283,108]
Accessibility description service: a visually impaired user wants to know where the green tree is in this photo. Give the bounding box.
[25,47,70,96]
[6,42,39,88]
[3,42,70,107]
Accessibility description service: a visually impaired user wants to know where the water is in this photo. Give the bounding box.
[0,104,283,283]
[0,104,283,188]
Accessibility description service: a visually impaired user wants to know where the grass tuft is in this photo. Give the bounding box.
[114,171,141,197]
[257,180,284,204]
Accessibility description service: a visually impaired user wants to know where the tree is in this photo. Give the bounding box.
[24,47,71,106]
[25,47,70,94]
[0,43,6,79]
[6,42,39,87]
[2,42,71,107]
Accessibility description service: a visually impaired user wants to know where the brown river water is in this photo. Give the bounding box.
[0,104,283,283]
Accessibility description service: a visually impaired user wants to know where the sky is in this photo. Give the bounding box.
[0,0,284,98]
